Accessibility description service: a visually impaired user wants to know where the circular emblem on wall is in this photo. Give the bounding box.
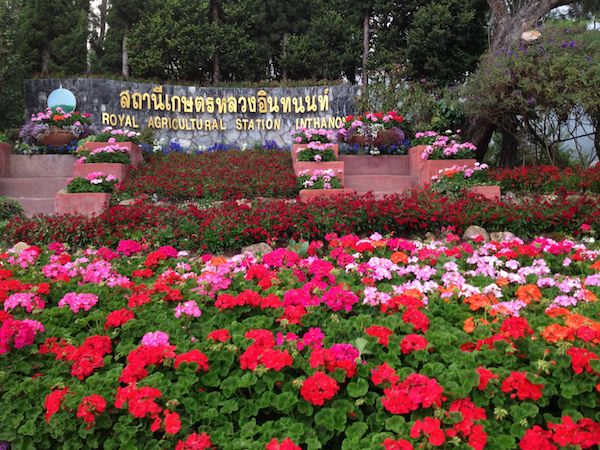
[47,87,77,113]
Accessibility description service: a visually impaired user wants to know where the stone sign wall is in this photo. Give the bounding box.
[24,78,359,148]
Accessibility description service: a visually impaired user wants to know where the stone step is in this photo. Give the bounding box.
[7,197,56,216]
[339,155,411,175]
[344,175,417,192]
[8,154,76,177]
[0,177,70,198]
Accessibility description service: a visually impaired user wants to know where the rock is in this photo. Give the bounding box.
[119,198,136,206]
[424,232,436,242]
[462,226,490,242]
[241,242,273,255]
[10,242,31,255]
[489,232,503,242]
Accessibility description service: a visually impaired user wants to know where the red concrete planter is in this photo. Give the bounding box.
[84,142,143,167]
[298,188,354,202]
[468,185,501,200]
[292,144,339,161]
[408,146,476,186]
[293,161,345,185]
[0,142,10,177]
[73,163,129,181]
[55,192,111,217]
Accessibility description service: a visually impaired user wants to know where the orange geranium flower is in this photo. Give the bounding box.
[390,252,408,264]
[403,289,423,300]
[210,256,227,266]
[541,324,574,343]
[545,307,571,318]
[496,277,510,287]
[565,313,598,331]
[580,289,597,303]
[463,317,475,333]
[516,284,542,303]
[590,260,600,271]
[464,293,497,311]
[52,114,65,121]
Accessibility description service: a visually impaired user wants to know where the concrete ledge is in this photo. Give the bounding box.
[9,154,76,177]
[73,163,129,181]
[298,188,354,202]
[55,192,111,217]
[0,143,10,177]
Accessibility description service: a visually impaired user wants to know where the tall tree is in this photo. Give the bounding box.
[465,0,578,165]
[0,0,25,129]
[110,0,145,77]
[17,0,89,75]
[406,0,488,86]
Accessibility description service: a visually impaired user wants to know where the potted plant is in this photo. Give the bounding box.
[73,139,132,180]
[83,127,143,167]
[408,130,478,186]
[297,169,354,202]
[55,172,118,216]
[430,163,500,200]
[25,108,94,147]
[338,111,407,156]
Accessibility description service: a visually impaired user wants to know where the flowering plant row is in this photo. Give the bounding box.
[66,172,119,194]
[3,190,599,253]
[292,128,335,145]
[295,143,337,162]
[297,169,342,190]
[431,163,492,195]
[414,130,477,160]
[489,165,600,194]
[87,126,141,144]
[0,234,598,449]
[76,138,131,165]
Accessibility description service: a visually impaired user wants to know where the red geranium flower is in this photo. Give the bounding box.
[300,371,339,406]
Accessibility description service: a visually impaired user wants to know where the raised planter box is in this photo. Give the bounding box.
[0,143,10,177]
[468,185,501,200]
[72,163,129,181]
[338,155,410,175]
[408,146,476,186]
[298,188,354,202]
[84,142,143,167]
[55,192,111,217]
[293,161,345,186]
[8,154,76,178]
[292,144,339,161]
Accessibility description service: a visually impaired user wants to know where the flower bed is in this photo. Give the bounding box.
[117,150,299,202]
[0,235,598,449]
[489,165,600,194]
[2,190,599,253]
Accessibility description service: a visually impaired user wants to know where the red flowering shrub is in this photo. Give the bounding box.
[117,150,299,202]
[4,189,600,253]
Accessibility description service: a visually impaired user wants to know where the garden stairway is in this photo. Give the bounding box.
[0,154,75,216]
[340,155,418,199]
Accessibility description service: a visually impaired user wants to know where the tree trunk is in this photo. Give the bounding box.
[466,118,496,161]
[498,118,520,167]
[98,0,108,47]
[361,10,369,88]
[41,47,51,74]
[211,0,220,83]
[593,113,600,163]
[121,27,129,78]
